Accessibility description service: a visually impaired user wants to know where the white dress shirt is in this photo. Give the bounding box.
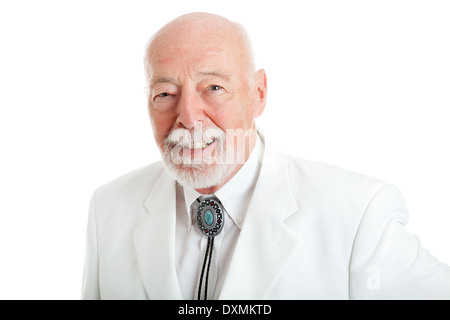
[174,134,263,299]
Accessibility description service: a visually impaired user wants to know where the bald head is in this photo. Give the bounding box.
[143,12,267,193]
[144,12,255,84]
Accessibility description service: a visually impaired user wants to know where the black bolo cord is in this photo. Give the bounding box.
[198,236,214,300]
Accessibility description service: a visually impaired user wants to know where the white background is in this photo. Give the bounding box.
[0,0,449,299]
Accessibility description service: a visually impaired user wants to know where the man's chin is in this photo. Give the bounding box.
[163,162,229,190]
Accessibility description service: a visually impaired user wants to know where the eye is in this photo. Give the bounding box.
[153,92,173,102]
[204,85,226,97]
[209,85,223,91]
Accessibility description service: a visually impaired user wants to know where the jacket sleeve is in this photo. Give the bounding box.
[349,183,450,299]
[81,189,101,300]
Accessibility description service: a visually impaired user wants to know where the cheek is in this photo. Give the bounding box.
[209,91,255,131]
[235,85,257,127]
[149,110,176,149]
[228,101,255,130]
[209,108,254,134]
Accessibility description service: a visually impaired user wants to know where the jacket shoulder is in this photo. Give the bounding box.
[285,155,390,196]
[92,161,165,208]
[283,155,402,229]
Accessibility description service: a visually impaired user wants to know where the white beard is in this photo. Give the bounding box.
[161,126,232,190]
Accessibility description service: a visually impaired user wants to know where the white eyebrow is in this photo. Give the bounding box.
[197,71,231,81]
[150,71,230,87]
[150,77,176,86]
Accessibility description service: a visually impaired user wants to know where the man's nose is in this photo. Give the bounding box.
[176,90,204,129]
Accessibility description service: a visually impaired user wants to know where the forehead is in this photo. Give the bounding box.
[146,24,245,79]
[151,47,239,79]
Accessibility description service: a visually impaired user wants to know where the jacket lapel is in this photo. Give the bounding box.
[219,136,301,299]
[133,169,182,299]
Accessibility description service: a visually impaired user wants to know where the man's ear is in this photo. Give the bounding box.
[254,69,267,118]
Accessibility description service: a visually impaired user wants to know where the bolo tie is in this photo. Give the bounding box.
[195,196,225,300]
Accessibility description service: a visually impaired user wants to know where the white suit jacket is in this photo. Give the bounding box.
[82,134,450,299]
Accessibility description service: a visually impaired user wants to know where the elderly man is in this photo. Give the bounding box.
[82,12,450,300]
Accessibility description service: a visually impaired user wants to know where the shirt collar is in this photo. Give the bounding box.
[183,134,263,231]
[183,182,202,231]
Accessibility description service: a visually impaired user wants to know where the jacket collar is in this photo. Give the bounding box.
[134,131,300,299]
[218,132,300,299]
[134,169,183,299]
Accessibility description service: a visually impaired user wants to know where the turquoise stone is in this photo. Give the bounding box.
[204,209,214,226]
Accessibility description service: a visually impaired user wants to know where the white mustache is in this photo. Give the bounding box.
[164,127,225,150]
